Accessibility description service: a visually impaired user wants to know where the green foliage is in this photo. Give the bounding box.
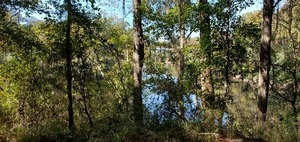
[0,0,299,141]
[19,121,69,142]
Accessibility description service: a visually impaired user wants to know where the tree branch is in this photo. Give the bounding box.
[273,0,282,9]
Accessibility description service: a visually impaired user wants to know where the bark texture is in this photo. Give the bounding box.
[257,0,274,122]
[177,0,186,119]
[65,0,75,132]
[132,0,144,126]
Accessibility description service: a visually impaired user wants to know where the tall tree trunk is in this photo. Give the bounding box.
[132,0,144,126]
[199,0,214,95]
[257,0,273,122]
[177,0,186,119]
[65,0,75,132]
[224,0,231,96]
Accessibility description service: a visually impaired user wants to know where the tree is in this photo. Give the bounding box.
[257,0,274,122]
[2,0,300,141]
[198,0,214,95]
[64,0,75,133]
[175,0,190,119]
[132,0,145,126]
[271,0,299,132]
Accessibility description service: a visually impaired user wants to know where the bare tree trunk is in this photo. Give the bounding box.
[224,0,231,96]
[199,0,214,95]
[176,0,186,119]
[132,0,144,126]
[65,0,74,133]
[257,0,273,122]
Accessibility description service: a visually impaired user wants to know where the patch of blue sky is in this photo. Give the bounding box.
[189,0,263,38]
[240,0,262,14]
[27,0,133,23]
[27,0,264,28]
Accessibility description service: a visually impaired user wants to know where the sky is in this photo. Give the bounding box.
[240,0,262,14]
[99,0,264,25]
[29,0,263,24]
[23,0,265,39]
